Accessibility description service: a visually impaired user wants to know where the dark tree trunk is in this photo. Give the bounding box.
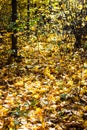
[74,34,82,48]
[11,0,17,57]
[71,25,83,48]
[27,0,30,39]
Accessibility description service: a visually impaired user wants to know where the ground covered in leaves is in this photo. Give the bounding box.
[0,35,87,130]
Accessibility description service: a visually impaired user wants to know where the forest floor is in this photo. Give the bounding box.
[0,34,87,130]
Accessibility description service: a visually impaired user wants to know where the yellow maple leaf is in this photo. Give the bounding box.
[44,67,55,80]
[9,128,13,130]
[34,94,40,99]
[0,107,9,117]
[61,4,66,9]
[14,81,24,87]
[78,4,83,10]
[35,108,42,114]
[82,69,87,78]
[44,66,50,76]
[85,16,87,21]
[67,80,73,87]
[35,108,44,122]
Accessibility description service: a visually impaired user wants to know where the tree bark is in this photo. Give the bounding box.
[11,0,17,57]
[27,0,30,39]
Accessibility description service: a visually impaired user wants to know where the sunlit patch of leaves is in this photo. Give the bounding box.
[0,8,87,130]
[0,36,87,129]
